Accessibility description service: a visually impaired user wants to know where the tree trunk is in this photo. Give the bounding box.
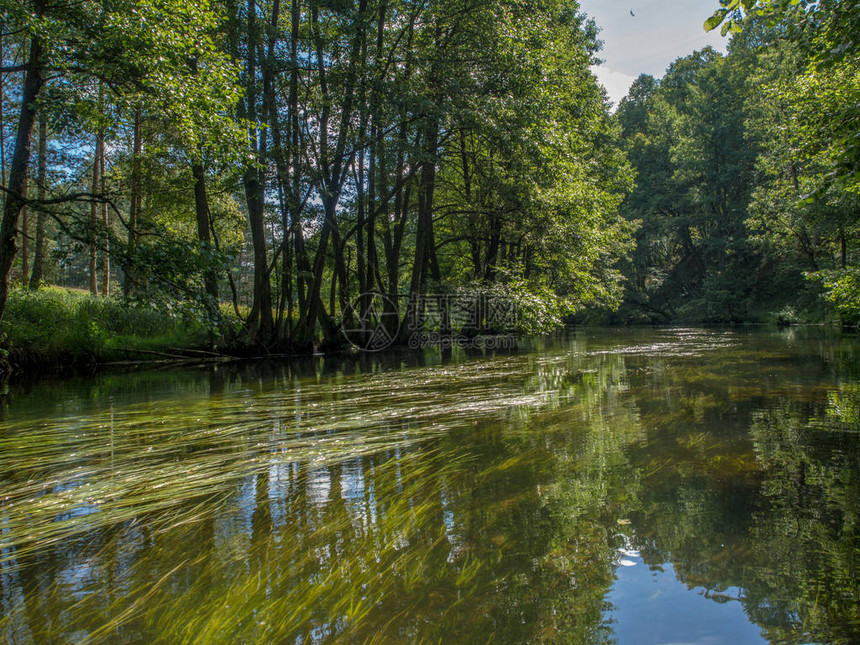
[332,216,351,327]
[0,36,43,322]
[294,0,366,350]
[295,204,333,349]
[242,0,275,345]
[0,25,5,189]
[383,121,411,296]
[403,118,441,343]
[244,167,274,343]
[266,0,303,343]
[410,117,440,294]
[355,27,369,301]
[29,117,47,290]
[100,140,109,296]
[89,127,103,295]
[286,0,302,341]
[19,180,28,285]
[193,163,219,315]
[841,230,847,269]
[366,2,386,297]
[484,214,502,281]
[123,110,142,296]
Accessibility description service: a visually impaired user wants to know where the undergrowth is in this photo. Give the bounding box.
[0,287,232,373]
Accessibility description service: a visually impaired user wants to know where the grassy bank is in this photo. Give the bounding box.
[0,287,231,374]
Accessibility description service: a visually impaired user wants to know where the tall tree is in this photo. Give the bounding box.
[89,120,103,295]
[28,115,46,289]
[0,0,244,322]
[237,0,275,345]
[0,32,43,319]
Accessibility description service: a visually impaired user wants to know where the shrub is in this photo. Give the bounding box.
[1,287,209,370]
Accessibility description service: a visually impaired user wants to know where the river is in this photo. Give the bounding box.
[1,327,858,643]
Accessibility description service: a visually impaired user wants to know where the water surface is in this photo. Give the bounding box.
[1,327,859,643]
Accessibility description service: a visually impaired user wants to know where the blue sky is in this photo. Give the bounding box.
[578,0,730,106]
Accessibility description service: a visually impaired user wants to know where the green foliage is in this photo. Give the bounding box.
[18,0,246,154]
[0,287,209,369]
[422,0,634,326]
[454,280,576,336]
[704,0,762,35]
[617,1,860,324]
[812,268,860,324]
[616,47,764,323]
[503,281,575,336]
[706,0,860,191]
[121,234,234,317]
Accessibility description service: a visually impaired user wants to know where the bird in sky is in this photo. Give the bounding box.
[630,9,635,16]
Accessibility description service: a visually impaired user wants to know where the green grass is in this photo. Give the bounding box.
[1,286,214,371]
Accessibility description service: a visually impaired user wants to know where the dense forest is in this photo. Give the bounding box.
[0,0,857,360]
[614,0,860,325]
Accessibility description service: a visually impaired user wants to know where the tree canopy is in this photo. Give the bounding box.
[611,1,860,324]
[0,0,636,351]
[1,0,859,359]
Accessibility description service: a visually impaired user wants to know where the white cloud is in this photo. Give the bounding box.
[579,0,729,103]
[590,65,638,108]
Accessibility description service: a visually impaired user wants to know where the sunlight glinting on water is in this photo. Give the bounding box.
[1,327,859,643]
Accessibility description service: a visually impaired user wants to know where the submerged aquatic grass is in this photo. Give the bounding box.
[0,355,574,569]
[1,327,859,643]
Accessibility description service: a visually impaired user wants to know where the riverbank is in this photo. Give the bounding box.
[3,286,849,378]
[0,287,246,375]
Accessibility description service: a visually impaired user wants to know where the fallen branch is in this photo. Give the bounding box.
[121,348,191,360]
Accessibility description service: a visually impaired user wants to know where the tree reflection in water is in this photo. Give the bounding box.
[0,327,858,643]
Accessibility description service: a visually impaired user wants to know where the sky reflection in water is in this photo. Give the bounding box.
[0,327,858,643]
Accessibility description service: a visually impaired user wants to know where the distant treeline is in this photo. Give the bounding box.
[612,0,860,325]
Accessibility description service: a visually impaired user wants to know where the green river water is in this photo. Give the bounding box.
[1,327,859,643]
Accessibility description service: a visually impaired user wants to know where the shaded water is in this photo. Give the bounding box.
[1,327,859,643]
